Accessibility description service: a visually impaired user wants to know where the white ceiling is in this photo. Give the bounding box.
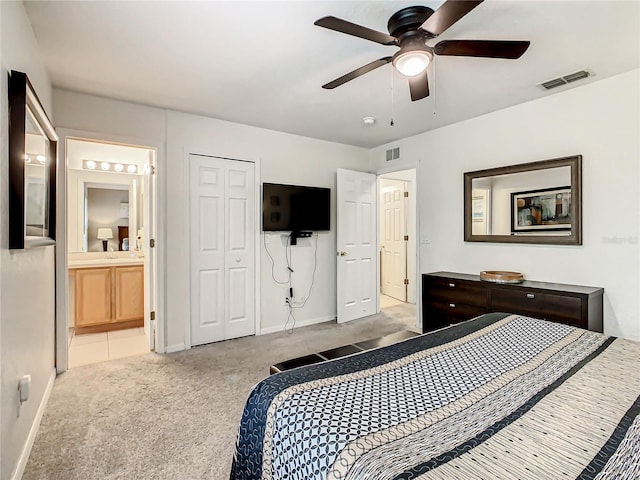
[24,1,640,148]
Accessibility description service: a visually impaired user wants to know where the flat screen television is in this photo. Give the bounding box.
[262,183,330,232]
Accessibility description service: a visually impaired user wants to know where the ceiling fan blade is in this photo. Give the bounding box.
[408,71,429,101]
[420,0,483,36]
[314,16,397,46]
[434,40,530,59]
[322,57,392,89]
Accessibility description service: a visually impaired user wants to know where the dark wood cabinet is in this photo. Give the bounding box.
[422,272,603,333]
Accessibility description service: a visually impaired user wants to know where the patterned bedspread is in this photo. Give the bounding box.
[230,313,640,480]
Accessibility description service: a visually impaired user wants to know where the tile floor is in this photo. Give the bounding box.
[68,327,149,368]
[380,294,405,309]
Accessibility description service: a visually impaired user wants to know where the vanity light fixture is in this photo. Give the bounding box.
[82,159,139,174]
[24,154,46,164]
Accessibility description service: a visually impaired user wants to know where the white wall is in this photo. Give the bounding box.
[0,2,56,479]
[52,92,369,351]
[370,69,640,341]
[165,111,369,345]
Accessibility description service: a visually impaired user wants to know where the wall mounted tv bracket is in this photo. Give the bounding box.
[290,231,312,245]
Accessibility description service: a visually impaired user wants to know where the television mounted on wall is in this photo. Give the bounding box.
[262,183,330,237]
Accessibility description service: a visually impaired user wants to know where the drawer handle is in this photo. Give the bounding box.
[526,293,535,299]
[448,283,455,288]
[449,303,456,308]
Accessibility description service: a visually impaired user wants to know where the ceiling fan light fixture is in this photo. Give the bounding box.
[393,49,431,77]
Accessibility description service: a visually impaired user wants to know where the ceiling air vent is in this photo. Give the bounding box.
[538,69,594,90]
[385,147,400,161]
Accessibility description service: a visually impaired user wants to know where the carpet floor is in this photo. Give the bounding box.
[23,304,417,480]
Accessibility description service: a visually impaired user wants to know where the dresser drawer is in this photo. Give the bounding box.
[491,287,583,327]
[424,277,488,307]
[423,301,488,331]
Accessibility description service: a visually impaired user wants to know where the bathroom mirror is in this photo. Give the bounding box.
[464,155,582,245]
[8,70,58,249]
[67,172,140,253]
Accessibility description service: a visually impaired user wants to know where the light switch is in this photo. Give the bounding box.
[18,374,31,403]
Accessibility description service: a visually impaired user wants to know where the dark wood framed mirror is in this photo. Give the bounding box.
[464,155,582,245]
[9,70,58,249]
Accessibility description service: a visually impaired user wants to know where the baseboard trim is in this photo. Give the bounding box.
[260,315,336,335]
[165,343,186,353]
[12,367,56,480]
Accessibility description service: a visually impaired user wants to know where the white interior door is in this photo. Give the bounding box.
[142,152,156,351]
[336,168,377,323]
[189,154,255,346]
[380,178,407,301]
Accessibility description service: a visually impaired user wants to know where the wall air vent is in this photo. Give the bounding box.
[538,69,594,90]
[385,147,400,161]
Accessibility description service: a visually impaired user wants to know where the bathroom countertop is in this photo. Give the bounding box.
[68,257,144,269]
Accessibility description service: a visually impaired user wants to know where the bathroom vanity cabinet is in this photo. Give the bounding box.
[71,263,144,334]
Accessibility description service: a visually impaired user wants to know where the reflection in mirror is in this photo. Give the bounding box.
[464,156,582,245]
[85,186,131,252]
[471,166,571,236]
[9,70,57,249]
[25,109,51,238]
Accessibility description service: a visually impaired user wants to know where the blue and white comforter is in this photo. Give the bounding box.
[231,313,640,480]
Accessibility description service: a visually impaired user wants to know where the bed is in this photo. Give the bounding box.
[230,312,640,480]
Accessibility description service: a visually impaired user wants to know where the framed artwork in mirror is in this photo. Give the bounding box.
[8,70,58,249]
[511,186,572,234]
[464,155,582,245]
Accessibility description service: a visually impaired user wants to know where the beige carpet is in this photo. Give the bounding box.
[23,304,416,480]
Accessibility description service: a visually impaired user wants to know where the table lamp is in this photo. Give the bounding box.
[97,228,113,251]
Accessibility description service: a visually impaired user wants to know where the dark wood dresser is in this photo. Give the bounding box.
[422,271,603,333]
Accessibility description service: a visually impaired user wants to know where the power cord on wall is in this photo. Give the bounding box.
[264,233,291,284]
[289,233,318,310]
[264,232,319,333]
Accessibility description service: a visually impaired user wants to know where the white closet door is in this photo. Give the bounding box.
[224,164,255,339]
[189,154,255,346]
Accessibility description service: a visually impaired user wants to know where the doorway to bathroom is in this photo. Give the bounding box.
[63,137,158,368]
[378,168,417,329]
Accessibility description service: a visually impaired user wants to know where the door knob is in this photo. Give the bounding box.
[338,251,347,256]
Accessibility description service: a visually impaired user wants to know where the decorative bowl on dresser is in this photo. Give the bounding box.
[422,271,603,333]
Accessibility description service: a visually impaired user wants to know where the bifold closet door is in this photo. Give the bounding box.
[189,154,255,346]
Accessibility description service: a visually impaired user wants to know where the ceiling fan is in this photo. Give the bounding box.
[314,0,530,101]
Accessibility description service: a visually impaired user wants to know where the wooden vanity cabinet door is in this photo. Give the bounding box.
[75,267,112,327]
[114,266,144,322]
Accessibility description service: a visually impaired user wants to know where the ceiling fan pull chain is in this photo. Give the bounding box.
[390,69,395,126]
[432,60,437,116]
